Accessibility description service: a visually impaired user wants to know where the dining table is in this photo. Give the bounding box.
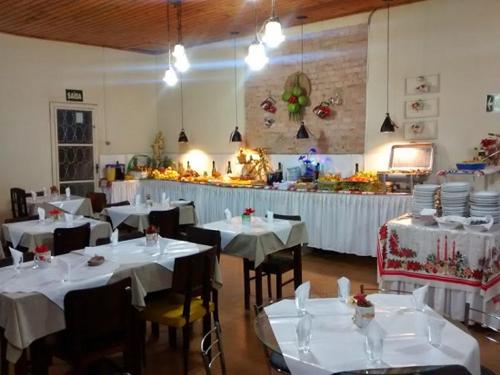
[256,294,481,375]
[202,215,308,307]
[104,201,196,231]
[0,236,216,364]
[1,217,112,253]
[26,194,93,217]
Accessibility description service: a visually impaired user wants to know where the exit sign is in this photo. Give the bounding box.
[486,94,500,113]
[66,89,83,102]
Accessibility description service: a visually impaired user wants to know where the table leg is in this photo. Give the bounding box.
[293,244,303,289]
[254,265,263,308]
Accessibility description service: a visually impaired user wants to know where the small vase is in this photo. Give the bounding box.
[146,232,158,247]
[353,304,375,328]
[241,214,252,226]
[33,251,52,269]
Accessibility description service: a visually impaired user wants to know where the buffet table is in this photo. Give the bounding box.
[378,216,500,325]
[109,180,411,256]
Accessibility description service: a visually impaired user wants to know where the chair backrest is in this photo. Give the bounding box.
[185,226,222,260]
[53,223,91,256]
[64,278,134,360]
[332,365,471,374]
[106,200,130,208]
[0,251,34,267]
[10,188,28,218]
[95,231,145,247]
[86,192,107,213]
[272,213,301,221]
[359,284,412,295]
[172,248,216,317]
[24,191,44,198]
[149,208,180,238]
[95,237,111,246]
[464,303,499,343]
[4,215,39,224]
[200,322,227,375]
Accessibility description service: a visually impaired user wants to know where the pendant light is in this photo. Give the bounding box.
[230,32,243,143]
[163,1,178,87]
[245,0,268,71]
[380,0,398,133]
[296,16,310,139]
[178,74,189,143]
[173,1,190,73]
[262,0,285,48]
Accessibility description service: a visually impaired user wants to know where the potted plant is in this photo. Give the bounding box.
[352,293,375,328]
[33,245,51,268]
[145,225,158,246]
[242,208,255,225]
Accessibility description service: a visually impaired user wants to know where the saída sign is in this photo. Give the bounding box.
[66,89,83,102]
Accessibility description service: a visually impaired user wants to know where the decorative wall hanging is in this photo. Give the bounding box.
[312,91,343,119]
[405,98,439,118]
[261,95,277,113]
[264,117,276,127]
[405,74,440,95]
[282,72,311,122]
[403,119,438,140]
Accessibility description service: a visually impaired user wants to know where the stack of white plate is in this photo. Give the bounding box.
[470,191,500,223]
[412,184,439,215]
[441,182,471,217]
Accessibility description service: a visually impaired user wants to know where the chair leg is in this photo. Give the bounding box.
[243,259,251,310]
[0,334,8,375]
[213,289,220,324]
[276,272,283,300]
[168,327,177,348]
[182,325,190,375]
[151,322,160,339]
[267,274,273,300]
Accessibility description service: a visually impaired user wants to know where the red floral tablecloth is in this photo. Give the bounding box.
[378,217,500,305]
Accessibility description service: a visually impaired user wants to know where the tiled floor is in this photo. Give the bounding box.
[50,250,498,374]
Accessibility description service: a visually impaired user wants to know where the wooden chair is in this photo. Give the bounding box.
[105,200,130,208]
[33,278,141,375]
[185,226,222,323]
[243,214,302,309]
[140,248,216,375]
[464,302,499,344]
[200,322,227,375]
[332,365,472,374]
[359,285,412,295]
[53,223,90,256]
[253,303,290,375]
[149,208,180,239]
[95,231,145,246]
[86,192,107,214]
[10,188,28,218]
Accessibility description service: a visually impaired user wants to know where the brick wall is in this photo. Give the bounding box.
[245,23,367,154]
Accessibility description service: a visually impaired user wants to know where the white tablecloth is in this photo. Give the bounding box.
[265,294,480,375]
[27,195,93,216]
[110,180,411,256]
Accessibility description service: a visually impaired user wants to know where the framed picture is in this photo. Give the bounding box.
[405,98,439,118]
[403,119,438,140]
[405,74,440,95]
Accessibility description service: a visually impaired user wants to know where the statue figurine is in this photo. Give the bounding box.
[151,131,165,167]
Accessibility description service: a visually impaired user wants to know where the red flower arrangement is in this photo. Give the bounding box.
[145,225,157,234]
[34,245,50,261]
[353,293,372,307]
[48,208,61,216]
[243,208,255,216]
[481,138,496,149]
[49,185,59,194]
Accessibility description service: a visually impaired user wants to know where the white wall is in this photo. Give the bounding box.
[365,0,500,189]
[0,33,158,219]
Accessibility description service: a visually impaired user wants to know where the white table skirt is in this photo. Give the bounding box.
[110,180,411,256]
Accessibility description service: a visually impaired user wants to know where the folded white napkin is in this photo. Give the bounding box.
[65,187,71,198]
[135,194,141,206]
[30,191,37,202]
[337,276,350,302]
[413,285,429,311]
[42,187,47,197]
[64,213,74,225]
[161,192,169,205]
[58,258,72,282]
[9,247,23,270]
[266,210,274,224]
[295,281,311,313]
[37,207,46,221]
[224,208,232,222]
[111,229,119,246]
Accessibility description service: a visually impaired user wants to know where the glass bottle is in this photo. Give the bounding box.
[227,161,232,174]
[212,161,217,176]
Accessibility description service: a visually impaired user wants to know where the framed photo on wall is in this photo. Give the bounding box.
[404,98,439,119]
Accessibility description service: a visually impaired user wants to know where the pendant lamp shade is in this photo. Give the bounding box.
[380,113,396,133]
[178,128,188,143]
[230,126,242,142]
[296,121,309,139]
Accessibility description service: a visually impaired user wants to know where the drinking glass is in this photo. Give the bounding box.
[296,313,313,353]
[365,335,383,363]
[427,317,446,347]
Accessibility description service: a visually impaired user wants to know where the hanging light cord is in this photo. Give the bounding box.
[301,21,304,72]
[271,0,276,17]
[166,0,171,64]
[233,37,238,126]
[386,0,390,113]
[180,73,184,130]
[177,1,182,45]
[254,0,258,37]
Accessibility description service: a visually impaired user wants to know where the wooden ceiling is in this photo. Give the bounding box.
[0,0,422,54]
